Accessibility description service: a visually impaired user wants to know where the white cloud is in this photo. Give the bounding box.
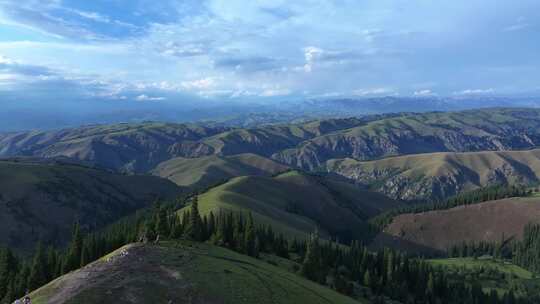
[413,89,436,96]
[353,87,396,96]
[135,94,165,101]
[181,77,216,90]
[503,17,529,32]
[453,88,495,95]
[260,88,291,97]
[303,46,323,72]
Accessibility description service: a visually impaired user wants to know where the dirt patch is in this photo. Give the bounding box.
[384,197,540,251]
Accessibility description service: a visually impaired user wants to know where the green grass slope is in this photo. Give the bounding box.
[327,148,540,201]
[193,171,402,241]
[428,257,540,297]
[0,159,181,253]
[29,241,366,304]
[152,153,289,189]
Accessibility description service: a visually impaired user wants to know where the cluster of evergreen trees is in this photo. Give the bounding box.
[445,223,540,276]
[372,185,531,229]
[2,193,540,303]
[512,224,540,274]
[299,232,535,304]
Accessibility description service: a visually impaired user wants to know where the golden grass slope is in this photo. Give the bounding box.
[152,153,289,189]
[327,148,540,200]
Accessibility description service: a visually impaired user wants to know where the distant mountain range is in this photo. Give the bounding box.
[4,108,540,202]
[3,96,540,132]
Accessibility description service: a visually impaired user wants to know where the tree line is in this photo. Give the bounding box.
[371,184,531,230]
[1,193,539,303]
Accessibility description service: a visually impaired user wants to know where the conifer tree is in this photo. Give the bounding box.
[155,204,169,237]
[301,230,322,282]
[28,241,47,290]
[244,213,257,257]
[63,221,83,274]
[185,196,202,241]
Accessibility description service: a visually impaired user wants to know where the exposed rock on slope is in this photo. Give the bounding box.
[274,108,540,170]
[327,149,540,201]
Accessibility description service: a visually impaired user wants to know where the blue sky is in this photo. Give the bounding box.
[0,0,539,104]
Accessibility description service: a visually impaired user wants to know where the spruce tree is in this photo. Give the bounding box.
[155,204,169,237]
[63,221,83,274]
[185,196,202,241]
[28,241,47,291]
[301,231,322,282]
[244,213,257,257]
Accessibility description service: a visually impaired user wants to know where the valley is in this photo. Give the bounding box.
[3,107,540,303]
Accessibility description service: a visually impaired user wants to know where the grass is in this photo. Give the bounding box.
[30,241,365,304]
[0,160,180,254]
[428,257,534,279]
[186,171,400,241]
[152,153,288,189]
[428,257,540,297]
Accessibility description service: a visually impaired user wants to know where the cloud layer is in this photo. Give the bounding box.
[0,0,539,104]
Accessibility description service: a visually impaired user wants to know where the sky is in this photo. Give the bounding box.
[0,0,539,105]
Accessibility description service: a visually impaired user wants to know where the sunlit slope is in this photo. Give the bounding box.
[29,242,366,304]
[328,148,540,201]
[152,153,289,189]
[193,171,401,240]
[274,108,540,170]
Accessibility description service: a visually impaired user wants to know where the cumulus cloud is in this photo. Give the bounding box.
[1,0,540,100]
[453,88,495,95]
[353,87,396,96]
[303,46,365,73]
[181,77,216,90]
[260,88,291,97]
[413,89,436,97]
[135,94,165,101]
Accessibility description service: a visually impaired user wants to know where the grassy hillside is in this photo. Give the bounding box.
[274,108,540,170]
[192,171,402,241]
[152,153,289,189]
[0,159,181,253]
[29,241,365,304]
[327,148,540,201]
[0,122,227,173]
[428,257,540,297]
[382,197,540,251]
[5,108,540,177]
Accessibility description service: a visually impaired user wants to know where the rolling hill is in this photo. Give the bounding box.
[4,108,540,179]
[327,149,540,201]
[0,159,181,253]
[380,197,540,251]
[274,108,540,170]
[29,241,366,304]
[192,171,402,241]
[0,123,227,173]
[152,153,289,189]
